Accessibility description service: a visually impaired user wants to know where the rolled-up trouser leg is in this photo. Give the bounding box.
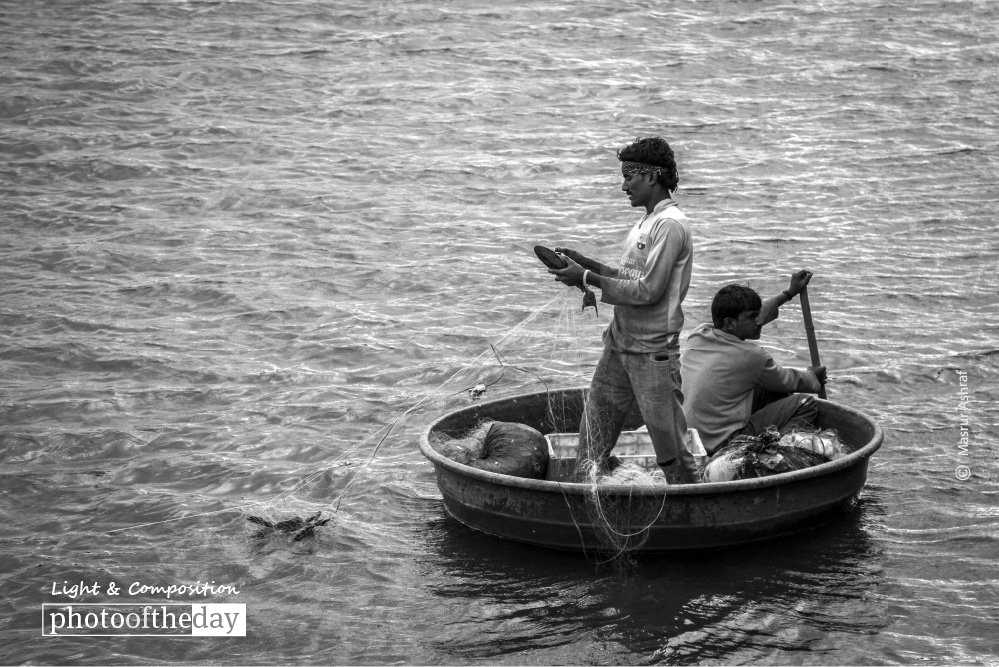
[576,345,632,478]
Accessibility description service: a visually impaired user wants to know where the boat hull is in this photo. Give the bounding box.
[420,388,883,553]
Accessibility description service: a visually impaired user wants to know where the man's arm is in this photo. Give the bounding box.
[757,354,826,394]
[594,218,687,305]
[553,247,613,276]
[548,247,615,290]
[760,269,813,326]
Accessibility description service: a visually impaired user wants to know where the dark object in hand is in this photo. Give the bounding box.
[534,245,597,315]
[534,245,567,270]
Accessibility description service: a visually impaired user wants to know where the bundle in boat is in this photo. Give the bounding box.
[704,426,846,483]
[432,420,549,480]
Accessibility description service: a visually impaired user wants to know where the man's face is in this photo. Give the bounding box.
[727,308,763,340]
[621,170,654,209]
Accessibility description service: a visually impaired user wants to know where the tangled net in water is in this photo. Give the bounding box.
[246,512,330,542]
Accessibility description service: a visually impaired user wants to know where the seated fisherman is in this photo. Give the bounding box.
[681,272,827,456]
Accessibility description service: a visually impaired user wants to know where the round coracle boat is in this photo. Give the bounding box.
[419,387,883,554]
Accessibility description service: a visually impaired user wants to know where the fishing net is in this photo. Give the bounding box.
[113,281,838,565]
[703,426,847,483]
[240,287,604,545]
[125,283,673,561]
[572,457,669,564]
[421,288,676,564]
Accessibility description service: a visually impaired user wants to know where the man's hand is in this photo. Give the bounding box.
[550,255,585,287]
[554,247,606,275]
[787,269,813,298]
[554,247,588,266]
[809,365,827,385]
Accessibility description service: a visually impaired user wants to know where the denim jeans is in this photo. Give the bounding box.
[576,343,699,484]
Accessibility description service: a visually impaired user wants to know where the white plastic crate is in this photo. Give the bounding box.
[544,428,706,482]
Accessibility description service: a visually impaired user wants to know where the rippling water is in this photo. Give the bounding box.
[2,1,997,664]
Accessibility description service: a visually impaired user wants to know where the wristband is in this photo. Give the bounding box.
[782,290,794,302]
[582,270,591,288]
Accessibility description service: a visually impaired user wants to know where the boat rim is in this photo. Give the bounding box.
[419,390,884,496]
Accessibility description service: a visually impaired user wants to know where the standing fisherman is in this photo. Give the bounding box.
[549,136,699,484]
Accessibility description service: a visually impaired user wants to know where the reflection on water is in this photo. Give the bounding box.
[419,497,888,664]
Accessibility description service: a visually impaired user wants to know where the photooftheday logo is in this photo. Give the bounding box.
[42,604,246,637]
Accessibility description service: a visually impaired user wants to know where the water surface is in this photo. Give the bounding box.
[1,0,997,664]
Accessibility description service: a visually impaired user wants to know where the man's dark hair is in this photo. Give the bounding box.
[617,136,679,191]
[711,284,762,328]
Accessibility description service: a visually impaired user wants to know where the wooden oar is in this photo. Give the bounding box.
[798,285,827,399]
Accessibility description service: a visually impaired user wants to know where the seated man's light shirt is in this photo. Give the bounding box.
[681,324,822,453]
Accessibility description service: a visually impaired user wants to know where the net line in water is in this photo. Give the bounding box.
[253,288,606,541]
[109,284,671,562]
[108,289,596,538]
